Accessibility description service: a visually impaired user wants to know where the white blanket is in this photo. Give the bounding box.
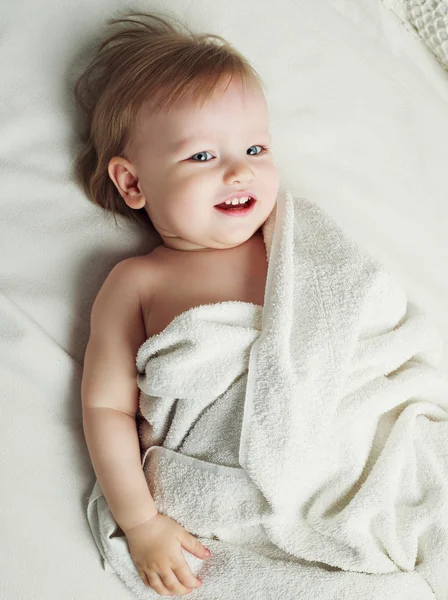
[88,189,448,599]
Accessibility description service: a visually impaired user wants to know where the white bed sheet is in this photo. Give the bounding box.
[1,0,447,598]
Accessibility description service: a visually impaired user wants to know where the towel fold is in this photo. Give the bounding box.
[87,189,448,599]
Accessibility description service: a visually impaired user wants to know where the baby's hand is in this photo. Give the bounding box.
[125,513,211,596]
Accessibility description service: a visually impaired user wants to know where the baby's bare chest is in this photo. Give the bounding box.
[141,236,267,339]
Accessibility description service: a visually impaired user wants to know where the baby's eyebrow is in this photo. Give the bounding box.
[171,137,204,154]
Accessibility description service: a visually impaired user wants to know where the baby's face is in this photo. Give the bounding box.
[114,77,279,251]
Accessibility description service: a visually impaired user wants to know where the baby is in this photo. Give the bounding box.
[76,11,279,598]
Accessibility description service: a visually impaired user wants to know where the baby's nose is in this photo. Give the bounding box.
[224,160,254,185]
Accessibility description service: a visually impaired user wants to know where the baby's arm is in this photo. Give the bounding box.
[81,259,158,533]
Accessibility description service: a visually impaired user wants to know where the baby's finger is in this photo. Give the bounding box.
[172,558,202,590]
[158,568,193,596]
[146,571,176,596]
[138,569,150,587]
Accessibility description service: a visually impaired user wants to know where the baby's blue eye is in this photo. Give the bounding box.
[247,145,263,155]
[190,151,213,162]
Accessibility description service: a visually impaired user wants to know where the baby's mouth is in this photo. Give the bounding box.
[214,196,256,217]
[214,197,255,210]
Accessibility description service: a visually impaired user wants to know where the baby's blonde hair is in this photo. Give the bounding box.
[73,11,263,228]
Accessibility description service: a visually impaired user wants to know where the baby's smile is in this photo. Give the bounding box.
[214,193,257,216]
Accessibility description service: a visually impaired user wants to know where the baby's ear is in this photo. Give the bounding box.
[107,157,146,209]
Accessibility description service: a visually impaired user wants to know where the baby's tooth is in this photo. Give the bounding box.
[222,196,249,206]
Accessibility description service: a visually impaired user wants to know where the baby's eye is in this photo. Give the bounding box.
[190,151,213,162]
[247,145,265,155]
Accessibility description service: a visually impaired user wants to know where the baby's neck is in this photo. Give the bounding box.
[159,229,263,254]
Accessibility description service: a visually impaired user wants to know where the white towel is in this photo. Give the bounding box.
[87,188,448,599]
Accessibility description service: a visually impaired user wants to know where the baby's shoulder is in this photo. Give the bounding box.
[114,253,155,273]
[109,254,159,300]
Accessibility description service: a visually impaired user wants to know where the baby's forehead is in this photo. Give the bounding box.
[129,79,269,154]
